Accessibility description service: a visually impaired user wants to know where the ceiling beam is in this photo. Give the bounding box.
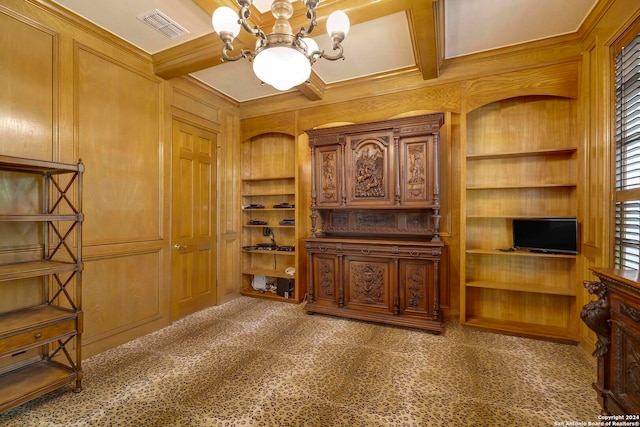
[408,0,441,80]
[295,70,326,101]
[152,0,441,97]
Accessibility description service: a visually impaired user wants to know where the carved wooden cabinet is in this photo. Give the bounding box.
[306,238,443,331]
[582,268,640,415]
[307,113,444,241]
[305,114,445,332]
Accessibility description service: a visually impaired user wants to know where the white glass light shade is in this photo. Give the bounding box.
[212,7,240,38]
[253,47,311,91]
[301,37,319,56]
[326,10,350,36]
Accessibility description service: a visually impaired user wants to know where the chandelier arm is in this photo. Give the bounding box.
[297,5,317,37]
[237,4,267,40]
[221,43,255,62]
[317,44,345,61]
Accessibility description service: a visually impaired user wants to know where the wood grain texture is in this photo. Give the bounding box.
[0,10,55,160]
[77,46,163,245]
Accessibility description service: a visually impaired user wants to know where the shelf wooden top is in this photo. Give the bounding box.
[466,147,577,160]
[242,176,294,182]
[590,267,640,288]
[466,248,576,258]
[0,214,82,222]
[0,305,77,336]
[0,155,82,174]
[0,260,79,282]
[307,237,444,247]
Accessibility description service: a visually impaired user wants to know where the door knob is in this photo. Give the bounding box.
[174,244,186,250]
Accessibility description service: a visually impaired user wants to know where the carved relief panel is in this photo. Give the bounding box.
[399,259,434,317]
[314,145,343,207]
[344,256,393,311]
[611,301,640,413]
[400,136,436,207]
[310,253,338,305]
[345,133,394,207]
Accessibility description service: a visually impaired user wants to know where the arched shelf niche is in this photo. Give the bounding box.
[460,93,581,342]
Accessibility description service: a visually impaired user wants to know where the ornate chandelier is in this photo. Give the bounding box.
[211,0,350,91]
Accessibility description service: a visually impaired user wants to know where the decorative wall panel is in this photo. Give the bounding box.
[77,46,162,245]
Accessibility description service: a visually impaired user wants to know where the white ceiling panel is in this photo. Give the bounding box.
[51,0,213,54]
[445,0,597,58]
[49,0,599,102]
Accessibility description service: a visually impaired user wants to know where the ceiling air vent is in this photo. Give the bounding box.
[137,9,189,39]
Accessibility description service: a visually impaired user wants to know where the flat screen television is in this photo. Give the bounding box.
[512,218,578,254]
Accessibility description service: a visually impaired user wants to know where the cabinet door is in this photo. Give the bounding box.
[345,132,395,207]
[314,145,343,207]
[399,259,435,317]
[344,256,394,312]
[399,135,437,207]
[310,253,338,306]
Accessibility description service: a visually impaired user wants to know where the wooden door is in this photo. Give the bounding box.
[171,119,217,320]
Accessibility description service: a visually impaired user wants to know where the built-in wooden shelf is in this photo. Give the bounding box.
[466,249,577,259]
[466,147,577,160]
[242,267,294,279]
[465,280,576,296]
[241,249,295,255]
[463,316,578,343]
[241,176,295,182]
[466,183,576,190]
[239,287,297,303]
[461,96,579,342]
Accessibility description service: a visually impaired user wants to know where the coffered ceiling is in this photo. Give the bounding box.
[49,0,598,102]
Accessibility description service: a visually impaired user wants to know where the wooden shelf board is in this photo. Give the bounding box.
[0,155,81,175]
[240,287,298,303]
[462,316,578,343]
[466,215,576,219]
[0,214,81,222]
[0,260,79,282]
[242,249,295,256]
[466,183,576,190]
[242,193,295,197]
[242,269,296,279]
[0,305,77,335]
[0,360,79,412]
[242,225,295,229]
[242,208,295,211]
[466,280,576,296]
[466,147,577,160]
[466,249,577,259]
[241,176,295,182]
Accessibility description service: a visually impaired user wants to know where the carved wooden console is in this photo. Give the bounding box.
[305,114,445,332]
[582,267,640,415]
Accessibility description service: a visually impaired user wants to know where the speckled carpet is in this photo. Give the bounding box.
[1,297,601,426]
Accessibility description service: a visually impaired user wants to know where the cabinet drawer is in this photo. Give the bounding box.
[0,318,77,355]
[306,240,441,258]
[306,241,340,253]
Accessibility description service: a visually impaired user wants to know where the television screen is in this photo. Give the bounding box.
[512,218,578,254]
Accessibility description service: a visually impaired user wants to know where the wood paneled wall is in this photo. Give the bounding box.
[1,0,639,357]
[0,0,239,358]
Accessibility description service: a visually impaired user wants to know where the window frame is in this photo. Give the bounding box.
[613,19,640,270]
